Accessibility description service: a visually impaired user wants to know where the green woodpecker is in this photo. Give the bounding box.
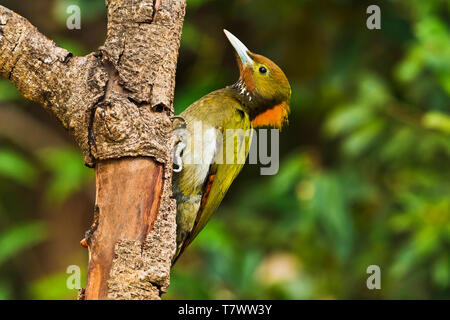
[172,30,291,263]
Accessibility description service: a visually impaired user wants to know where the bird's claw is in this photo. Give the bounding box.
[171,116,187,173]
[173,139,186,173]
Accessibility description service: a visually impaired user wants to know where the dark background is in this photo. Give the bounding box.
[0,0,449,299]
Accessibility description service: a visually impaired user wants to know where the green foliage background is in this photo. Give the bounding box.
[0,0,448,299]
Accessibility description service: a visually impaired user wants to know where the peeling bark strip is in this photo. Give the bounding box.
[85,158,176,299]
[0,0,186,300]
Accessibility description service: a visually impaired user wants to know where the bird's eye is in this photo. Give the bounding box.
[259,66,267,74]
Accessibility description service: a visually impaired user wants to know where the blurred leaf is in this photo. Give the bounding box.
[174,73,224,114]
[0,282,11,300]
[433,255,450,288]
[37,148,93,204]
[390,245,417,278]
[0,149,38,187]
[325,104,373,137]
[195,219,235,259]
[186,0,213,9]
[0,80,22,102]
[0,222,47,265]
[358,75,391,108]
[395,46,424,82]
[308,173,355,260]
[166,270,211,299]
[53,0,106,25]
[422,111,450,134]
[53,37,87,56]
[29,269,84,300]
[180,22,203,52]
[379,128,415,162]
[269,153,306,197]
[342,121,384,157]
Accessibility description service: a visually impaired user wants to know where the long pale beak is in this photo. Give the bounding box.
[223,29,254,67]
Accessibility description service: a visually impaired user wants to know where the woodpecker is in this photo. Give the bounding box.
[172,30,291,263]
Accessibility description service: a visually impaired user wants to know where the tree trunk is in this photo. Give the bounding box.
[85,158,166,300]
[0,0,186,300]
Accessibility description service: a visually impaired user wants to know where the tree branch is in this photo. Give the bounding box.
[0,5,106,165]
[0,0,186,300]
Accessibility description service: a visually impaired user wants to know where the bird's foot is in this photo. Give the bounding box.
[173,139,186,172]
[171,116,187,173]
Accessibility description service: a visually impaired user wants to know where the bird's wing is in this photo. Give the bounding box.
[174,95,252,261]
[186,126,252,245]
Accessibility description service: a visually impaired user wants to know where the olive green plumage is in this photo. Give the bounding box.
[173,88,252,261]
[172,30,291,263]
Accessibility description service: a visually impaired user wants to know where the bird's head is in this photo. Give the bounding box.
[224,29,291,129]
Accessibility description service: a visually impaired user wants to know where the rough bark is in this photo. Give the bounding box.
[0,0,185,300]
